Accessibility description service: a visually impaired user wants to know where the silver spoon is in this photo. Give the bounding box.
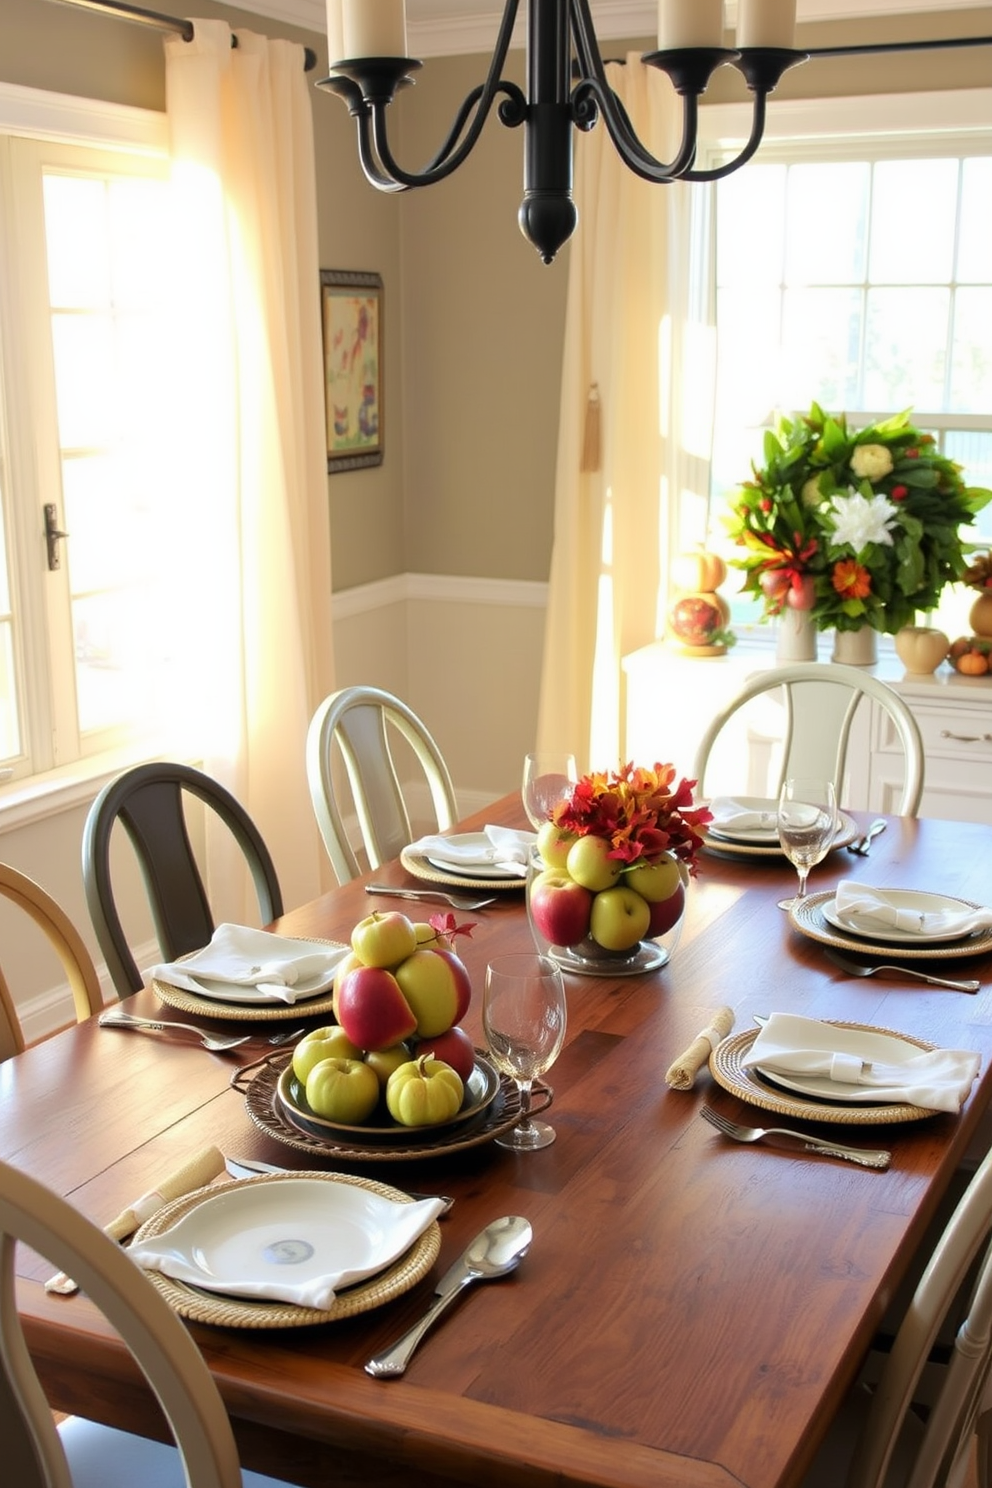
[364,883,498,911]
[98,1011,252,1053]
[364,1215,532,1377]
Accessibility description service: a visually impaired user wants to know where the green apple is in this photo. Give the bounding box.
[589,884,651,950]
[364,1042,412,1087]
[292,1025,362,1084]
[350,911,418,969]
[536,820,576,872]
[305,1057,381,1124]
[623,855,682,903]
[566,834,622,892]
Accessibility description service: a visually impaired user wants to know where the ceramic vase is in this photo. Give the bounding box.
[525,844,685,979]
[776,608,817,663]
[894,625,949,675]
[831,627,878,667]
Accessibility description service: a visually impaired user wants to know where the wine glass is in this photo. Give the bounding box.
[776,776,839,911]
[522,752,578,831]
[482,952,567,1150]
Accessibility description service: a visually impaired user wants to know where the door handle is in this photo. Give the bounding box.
[44,503,69,571]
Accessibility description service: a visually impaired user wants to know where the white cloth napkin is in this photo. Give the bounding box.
[833,881,992,939]
[708,797,778,834]
[408,824,537,876]
[147,923,349,1004]
[127,1194,445,1310]
[743,1012,980,1113]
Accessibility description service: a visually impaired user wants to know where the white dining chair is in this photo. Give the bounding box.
[306,686,458,884]
[801,1141,992,1488]
[692,662,925,817]
[0,1158,302,1487]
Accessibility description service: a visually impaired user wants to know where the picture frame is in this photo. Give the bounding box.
[320,269,384,472]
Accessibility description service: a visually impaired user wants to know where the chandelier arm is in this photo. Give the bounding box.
[572,76,701,182]
[355,113,408,192]
[366,78,526,189]
[680,92,768,182]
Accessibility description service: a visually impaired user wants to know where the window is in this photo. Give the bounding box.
[0,128,183,783]
[698,91,992,639]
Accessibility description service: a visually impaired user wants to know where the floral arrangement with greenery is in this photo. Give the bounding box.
[725,404,991,635]
[550,763,711,875]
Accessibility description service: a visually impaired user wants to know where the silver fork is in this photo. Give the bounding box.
[364,884,497,910]
[700,1105,891,1169]
[824,947,980,993]
[98,1011,252,1053]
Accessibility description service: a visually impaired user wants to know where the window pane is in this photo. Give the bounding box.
[869,159,958,283]
[715,287,783,426]
[50,312,116,448]
[946,430,992,544]
[43,175,112,308]
[864,287,948,408]
[950,288,992,413]
[716,165,786,286]
[958,159,992,283]
[782,288,863,409]
[785,162,869,285]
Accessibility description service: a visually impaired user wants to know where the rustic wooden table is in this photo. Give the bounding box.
[7,798,992,1488]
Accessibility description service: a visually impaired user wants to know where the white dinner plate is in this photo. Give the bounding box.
[706,796,780,844]
[131,1176,440,1302]
[425,832,527,880]
[821,888,986,946]
[166,967,338,1006]
[702,810,859,860]
[754,1023,940,1104]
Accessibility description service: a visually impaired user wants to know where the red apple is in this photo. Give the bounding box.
[759,569,790,597]
[394,947,471,1038]
[645,881,685,936]
[413,1024,476,1083]
[529,869,593,946]
[785,574,816,610]
[334,964,418,1051]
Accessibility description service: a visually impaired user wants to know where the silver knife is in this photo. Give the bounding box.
[224,1155,454,1214]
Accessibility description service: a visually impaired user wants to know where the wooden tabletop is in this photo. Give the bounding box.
[7,798,992,1488]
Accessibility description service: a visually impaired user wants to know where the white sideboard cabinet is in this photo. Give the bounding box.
[623,638,992,824]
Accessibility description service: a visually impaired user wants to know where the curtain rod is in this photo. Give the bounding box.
[46,0,318,71]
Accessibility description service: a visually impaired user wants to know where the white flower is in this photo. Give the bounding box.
[850,443,894,482]
[827,489,899,552]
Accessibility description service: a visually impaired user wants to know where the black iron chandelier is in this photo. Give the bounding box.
[319,0,992,265]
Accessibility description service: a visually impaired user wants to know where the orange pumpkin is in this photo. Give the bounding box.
[956,651,989,675]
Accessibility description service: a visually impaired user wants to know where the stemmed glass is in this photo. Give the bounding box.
[483,952,567,1150]
[522,752,578,831]
[776,776,839,911]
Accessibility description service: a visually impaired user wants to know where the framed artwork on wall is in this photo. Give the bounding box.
[320,268,384,472]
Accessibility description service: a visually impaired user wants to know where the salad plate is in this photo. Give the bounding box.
[790,891,992,961]
[703,810,858,860]
[709,1023,939,1124]
[821,888,987,945]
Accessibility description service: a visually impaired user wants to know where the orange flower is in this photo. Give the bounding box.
[831,559,872,600]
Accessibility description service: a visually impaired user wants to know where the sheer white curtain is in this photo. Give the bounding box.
[536,58,714,772]
[163,20,335,915]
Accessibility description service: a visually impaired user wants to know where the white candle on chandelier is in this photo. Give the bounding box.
[343,0,408,59]
[736,0,796,49]
[326,0,344,64]
[657,0,724,49]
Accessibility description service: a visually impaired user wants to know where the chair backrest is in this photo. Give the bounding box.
[0,865,103,1061]
[82,763,284,998]
[843,1143,992,1488]
[0,1157,243,1488]
[692,662,925,816]
[306,686,458,884]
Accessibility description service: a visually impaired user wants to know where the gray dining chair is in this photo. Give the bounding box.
[82,762,283,998]
[693,662,925,816]
[801,1139,992,1488]
[306,686,458,884]
[0,1157,302,1487]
